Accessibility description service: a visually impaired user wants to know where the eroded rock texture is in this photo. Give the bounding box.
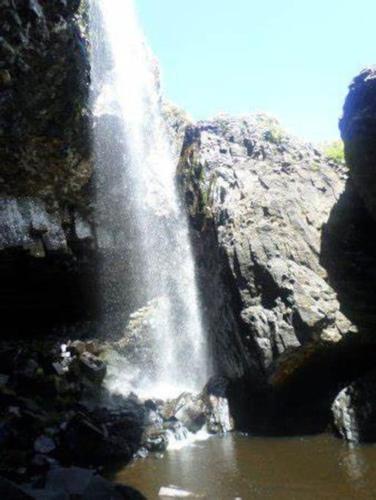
[0,0,94,334]
[178,114,375,433]
[0,0,90,203]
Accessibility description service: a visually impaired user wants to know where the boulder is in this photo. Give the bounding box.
[60,402,144,466]
[332,369,376,443]
[79,352,107,384]
[161,388,233,435]
[69,341,87,356]
[34,435,56,455]
[0,476,32,499]
[206,395,234,434]
[22,467,146,499]
[143,430,168,452]
[166,393,206,433]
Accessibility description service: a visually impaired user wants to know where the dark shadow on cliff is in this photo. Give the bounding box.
[228,331,376,437]
[321,181,376,333]
[0,243,97,337]
[317,180,376,427]
[231,179,376,436]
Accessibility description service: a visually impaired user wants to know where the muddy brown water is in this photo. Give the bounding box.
[114,433,376,499]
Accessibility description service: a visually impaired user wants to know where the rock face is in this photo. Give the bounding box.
[332,370,376,443]
[0,0,95,334]
[0,0,90,204]
[178,113,375,432]
[340,68,376,220]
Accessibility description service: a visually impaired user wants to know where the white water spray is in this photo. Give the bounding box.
[90,0,208,399]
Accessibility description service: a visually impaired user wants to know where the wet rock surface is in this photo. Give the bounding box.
[0,338,146,493]
[0,1,191,338]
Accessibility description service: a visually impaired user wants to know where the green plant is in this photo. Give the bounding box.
[324,140,345,164]
[263,127,284,144]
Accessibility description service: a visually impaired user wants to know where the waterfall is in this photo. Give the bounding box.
[90,0,208,399]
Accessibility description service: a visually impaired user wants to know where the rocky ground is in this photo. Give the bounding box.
[0,334,232,497]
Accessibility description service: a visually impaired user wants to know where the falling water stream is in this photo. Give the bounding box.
[90,0,208,400]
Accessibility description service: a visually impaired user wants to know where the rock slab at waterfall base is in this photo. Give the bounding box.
[0,338,145,485]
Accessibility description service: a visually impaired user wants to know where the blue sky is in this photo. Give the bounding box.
[136,0,375,142]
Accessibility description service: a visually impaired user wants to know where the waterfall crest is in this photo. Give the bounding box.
[90,0,208,399]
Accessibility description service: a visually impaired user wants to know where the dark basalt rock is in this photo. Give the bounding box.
[178,113,357,433]
[60,404,144,467]
[22,466,146,499]
[332,369,376,443]
[0,2,190,337]
[0,0,96,336]
[340,67,376,220]
[0,338,145,482]
[2,0,376,461]
[0,476,32,499]
[178,110,376,435]
[0,0,91,204]
[322,68,376,443]
[158,389,233,436]
[78,351,107,384]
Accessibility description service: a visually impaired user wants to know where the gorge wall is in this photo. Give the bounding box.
[176,70,376,436]
[178,115,352,433]
[1,1,376,441]
[0,0,95,335]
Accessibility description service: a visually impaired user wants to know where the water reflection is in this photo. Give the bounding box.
[115,434,376,499]
[339,443,368,488]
